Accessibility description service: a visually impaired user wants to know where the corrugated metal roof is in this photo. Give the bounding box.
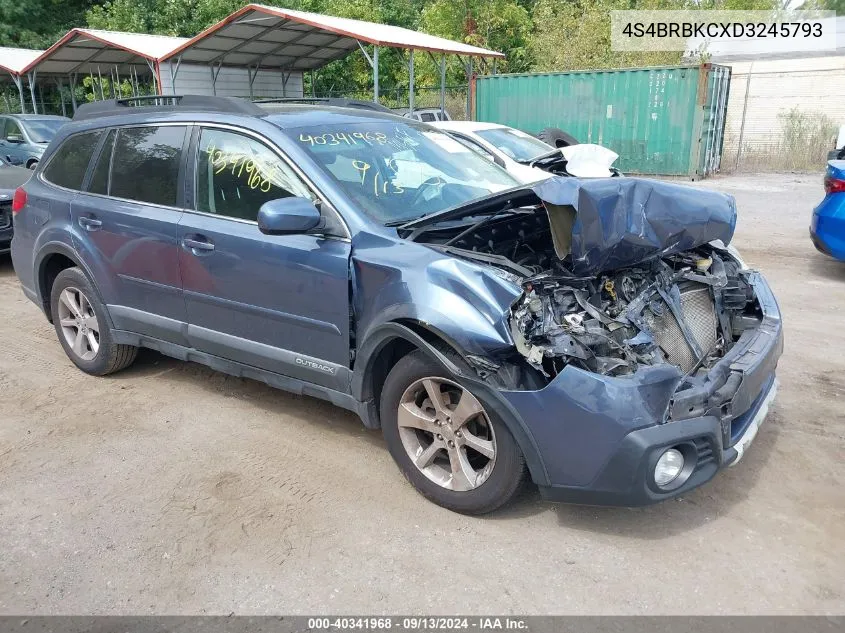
[0,47,44,76]
[24,28,188,76]
[161,3,503,70]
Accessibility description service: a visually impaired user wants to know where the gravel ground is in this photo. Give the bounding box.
[0,172,843,615]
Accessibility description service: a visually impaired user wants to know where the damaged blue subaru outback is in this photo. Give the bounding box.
[11,96,783,514]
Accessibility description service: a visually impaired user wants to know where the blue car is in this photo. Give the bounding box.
[10,96,782,514]
[0,114,70,169]
[810,160,845,261]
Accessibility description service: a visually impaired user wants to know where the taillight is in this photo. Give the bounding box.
[11,187,27,214]
[824,175,845,195]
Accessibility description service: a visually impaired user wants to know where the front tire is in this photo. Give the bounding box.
[380,350,526,514]
[26,159,38,170]
[50,267,137,375]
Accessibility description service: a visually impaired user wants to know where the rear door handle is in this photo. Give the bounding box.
[78,216,102,231]
[182,237,215,253]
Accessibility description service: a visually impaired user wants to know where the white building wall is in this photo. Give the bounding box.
[159,62,304,98]
[721,56,845,168]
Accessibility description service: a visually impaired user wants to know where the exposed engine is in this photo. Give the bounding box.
[421,208,762,379]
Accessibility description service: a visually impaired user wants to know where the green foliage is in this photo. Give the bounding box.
[803,0,845,13]
[0,0,105,48]
[0,0,792,98]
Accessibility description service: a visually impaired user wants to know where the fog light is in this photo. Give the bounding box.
[654,448,685,488]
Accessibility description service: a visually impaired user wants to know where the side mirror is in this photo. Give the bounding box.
[257,196,322,235]
[6,134,23,144]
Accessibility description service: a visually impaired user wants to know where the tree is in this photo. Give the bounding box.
[420,0,533,79]
[0,0,104,48]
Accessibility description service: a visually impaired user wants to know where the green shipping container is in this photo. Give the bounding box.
[474,64,731,178]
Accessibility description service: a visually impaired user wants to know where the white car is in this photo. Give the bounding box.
[432,120,619,183]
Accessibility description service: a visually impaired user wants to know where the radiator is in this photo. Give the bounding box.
[648,283,718,372]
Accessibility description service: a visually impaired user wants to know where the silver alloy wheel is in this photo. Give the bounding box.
[57,287,100,361]
[397,376,497,491]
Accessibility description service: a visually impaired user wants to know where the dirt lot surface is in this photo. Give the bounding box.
[0,173,843,615]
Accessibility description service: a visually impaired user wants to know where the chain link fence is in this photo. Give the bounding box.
[720,62,845,173]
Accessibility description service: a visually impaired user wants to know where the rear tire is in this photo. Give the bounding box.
[50,267,137,375]
[380,350,526,514]
[538,127,578,148]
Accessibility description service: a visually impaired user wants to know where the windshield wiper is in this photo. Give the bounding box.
[515,148,562,166]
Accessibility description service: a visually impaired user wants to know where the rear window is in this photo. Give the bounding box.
[88,129,115,195]
[42,130,103,190]
[110,126,187,207]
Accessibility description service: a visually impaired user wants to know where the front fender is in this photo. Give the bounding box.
[352,322,549,486]
[353,241,522,359]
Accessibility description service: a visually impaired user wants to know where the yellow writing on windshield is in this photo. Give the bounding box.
[299,131,388,146]
[351,159,404,197]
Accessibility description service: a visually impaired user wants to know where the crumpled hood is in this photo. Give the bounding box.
[532,176,737,276]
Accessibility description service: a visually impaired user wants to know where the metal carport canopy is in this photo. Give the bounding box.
[161,3,504,70]
[20,29,188,113]
[23,29,187,83]
[0,47,45,114]
[0,47,44,78]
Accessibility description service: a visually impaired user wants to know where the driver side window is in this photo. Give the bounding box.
[196,128,315,222]
[4,119,22,139]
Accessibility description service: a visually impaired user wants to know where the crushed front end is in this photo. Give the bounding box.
[504,254,782,505]
[409,177,783,505]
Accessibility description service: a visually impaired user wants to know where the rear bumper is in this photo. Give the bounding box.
[500,272,783,507]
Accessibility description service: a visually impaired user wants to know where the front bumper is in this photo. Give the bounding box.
[499,272,783,506]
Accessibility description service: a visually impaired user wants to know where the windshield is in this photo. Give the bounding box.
[287,121,519,224]
[22,119,66,143]
[475,127,554,162]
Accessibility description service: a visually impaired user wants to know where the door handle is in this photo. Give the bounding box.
[78,216,102,231]
[182,237,215,253]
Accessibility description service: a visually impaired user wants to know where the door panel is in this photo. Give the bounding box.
[178,214,351,389]
[72,194,187,343]
[70,125,189,343]
[179,126,352,389]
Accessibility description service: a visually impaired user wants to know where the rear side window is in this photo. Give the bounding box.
[110,126,187,207]
[88,129,115,195]
[42,130,103,190]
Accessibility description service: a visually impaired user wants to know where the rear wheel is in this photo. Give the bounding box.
[50,267,137,375]
[380,351,526,514]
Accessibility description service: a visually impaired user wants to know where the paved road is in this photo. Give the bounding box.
[0,173,843,614]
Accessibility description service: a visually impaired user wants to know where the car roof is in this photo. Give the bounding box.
[432,120,507,132]
[70,96,412,130]
[262,104,410,129]
[4,114,70,121]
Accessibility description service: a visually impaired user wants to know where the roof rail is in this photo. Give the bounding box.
[73,94,266,121]
[253,97,392,113]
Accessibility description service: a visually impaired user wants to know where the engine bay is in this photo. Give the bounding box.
[420,207,763,380]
